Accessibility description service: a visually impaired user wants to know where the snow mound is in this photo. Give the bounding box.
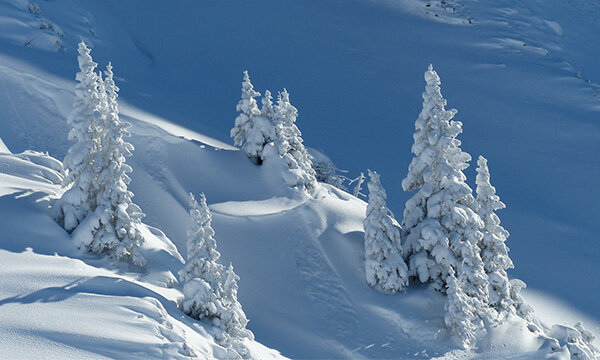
[210,197,306,217]
[0,150,62,197]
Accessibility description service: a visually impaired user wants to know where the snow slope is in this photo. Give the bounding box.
[0,148,285,359]
[0,0,599,359]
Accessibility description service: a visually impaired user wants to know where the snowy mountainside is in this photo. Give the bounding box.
[0,0,599,359]
[0,147,285,359]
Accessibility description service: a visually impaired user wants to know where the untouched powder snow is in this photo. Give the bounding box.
[0,0,599,359]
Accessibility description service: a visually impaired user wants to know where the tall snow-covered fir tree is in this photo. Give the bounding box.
[271,89,317,191]
[364,170,408,293]
[78,62,146,266]
[53,41,102,232]
[230,71,274,164]
[475,155,514,314]
[180,192,225,321]
[401,65,489,306]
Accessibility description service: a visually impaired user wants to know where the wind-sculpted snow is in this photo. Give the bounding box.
[0,150,61,197]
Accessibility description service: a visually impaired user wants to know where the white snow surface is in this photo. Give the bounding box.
[0,0,599,359]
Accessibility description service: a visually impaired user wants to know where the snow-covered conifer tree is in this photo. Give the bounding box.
[53,41,102,232]
[261,89,276,124]
[475,155,514,313]
[272,89,317,190]
[364,170,408,293]
[180,192,224,320]
[180,193,253,357]
[401,65,489,308]
[80,62,146,266]
[445,272,481,348]
[216,264,254,357]
[230,71,274,164]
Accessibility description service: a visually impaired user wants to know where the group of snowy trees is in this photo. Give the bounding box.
[230,71,317,192]
[53,41,145,266]
[56,42,594,356]
[55,42,253,358]
[228,66,529,348]
[363,65,531,348]
[231,71,369,197]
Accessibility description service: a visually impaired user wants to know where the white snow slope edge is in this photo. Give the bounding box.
[0,0,599,359]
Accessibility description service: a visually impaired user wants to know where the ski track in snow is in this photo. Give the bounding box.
[293,205,360,339]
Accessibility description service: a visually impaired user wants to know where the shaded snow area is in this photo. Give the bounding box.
[0,0,599,359]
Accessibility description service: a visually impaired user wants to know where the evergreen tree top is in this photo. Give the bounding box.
[104,62,120,102]
[76,41,97,76]
[476,156,505,211]
[366,170,388,210]
[402,64,469,193]
[261,89,275,121]
[241,70,260,99]
[276,89,299,125]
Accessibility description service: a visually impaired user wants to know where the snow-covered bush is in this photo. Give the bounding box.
[550,323,599,360]
[230,71,274,164]
[53,41,101,232]
[308,148,348,190]
[475,155,514,314]
[364,170,408,293]
[268,89,317,191]
[179,193,253,356]
[509,279,533,321]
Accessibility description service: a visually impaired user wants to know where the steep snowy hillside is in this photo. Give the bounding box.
[0,0,599,359]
